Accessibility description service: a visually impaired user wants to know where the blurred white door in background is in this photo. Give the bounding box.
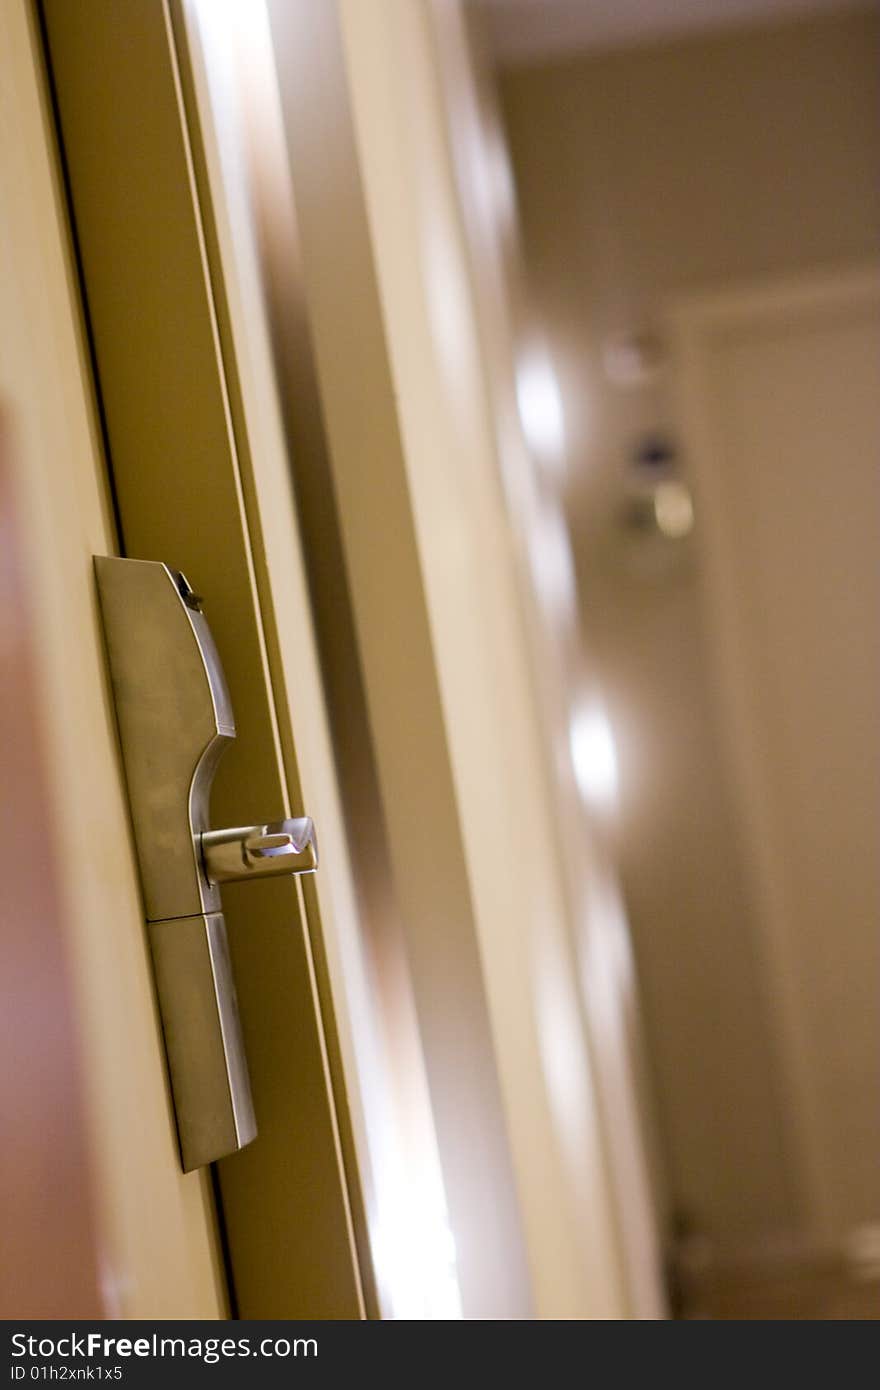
[672,267,880,1252]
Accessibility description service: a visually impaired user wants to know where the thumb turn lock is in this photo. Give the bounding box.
[201,818,318,885]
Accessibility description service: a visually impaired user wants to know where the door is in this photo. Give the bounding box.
[670,267,880,1249]
[35,0,372,1317]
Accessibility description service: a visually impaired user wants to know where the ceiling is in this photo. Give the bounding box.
[478,0,867,66]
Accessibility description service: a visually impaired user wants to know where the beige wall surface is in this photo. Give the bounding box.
[497,7,880,1244]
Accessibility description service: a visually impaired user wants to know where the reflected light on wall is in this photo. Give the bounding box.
[515,345,566,476]
[424,219,479,415]
[569,699,619,814]
[484,119,518,239]
[532,924,616,1282]
[527,499,578,625]
[371,1176,462,1321]
[578,869,637,1049]
[534,932,597,1150]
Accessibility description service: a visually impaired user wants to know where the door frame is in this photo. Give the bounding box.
[39,0,373,1319]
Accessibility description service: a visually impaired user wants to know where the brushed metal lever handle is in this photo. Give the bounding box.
[95,556,322,1172]
[201,817,318,885]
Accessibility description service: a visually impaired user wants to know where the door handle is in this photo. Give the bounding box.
[95,556,317,1171]
[202,817,318,884]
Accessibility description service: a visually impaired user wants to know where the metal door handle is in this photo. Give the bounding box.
[202,817,318,883]
[95,556,318,1171]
